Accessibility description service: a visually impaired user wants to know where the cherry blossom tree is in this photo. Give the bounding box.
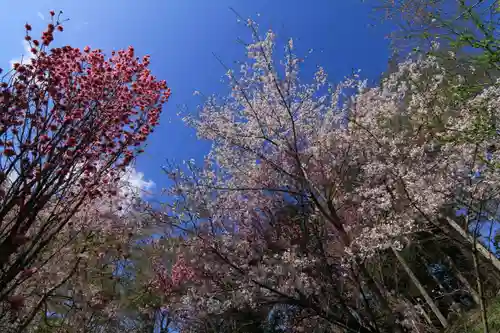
[0,11,171,321]
[151,18,500,332]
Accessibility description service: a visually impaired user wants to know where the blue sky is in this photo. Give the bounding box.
[0,0,393,194]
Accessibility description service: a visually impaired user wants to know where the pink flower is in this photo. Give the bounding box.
[3,148,15,156]
[39,134,50,143]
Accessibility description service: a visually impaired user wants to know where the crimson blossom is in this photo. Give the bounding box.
[0,11,171,314]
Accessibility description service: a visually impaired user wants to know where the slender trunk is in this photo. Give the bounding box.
[440,248,481,305]
[442,216,500,272]
[411,304,431,333]
[391,246,448,329]
[356,263,405,333]
[420,252,461,311]
[351,269,383,333]
[472,240,490,333]
[415,303,433,326]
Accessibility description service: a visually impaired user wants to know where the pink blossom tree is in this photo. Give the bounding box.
[152,20,500,332]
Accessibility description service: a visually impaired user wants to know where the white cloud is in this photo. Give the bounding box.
[37,12,45,20]
[76,166,156,226]
[122,166,155,198]
[9,40,34,68]
[109,166,155,217]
